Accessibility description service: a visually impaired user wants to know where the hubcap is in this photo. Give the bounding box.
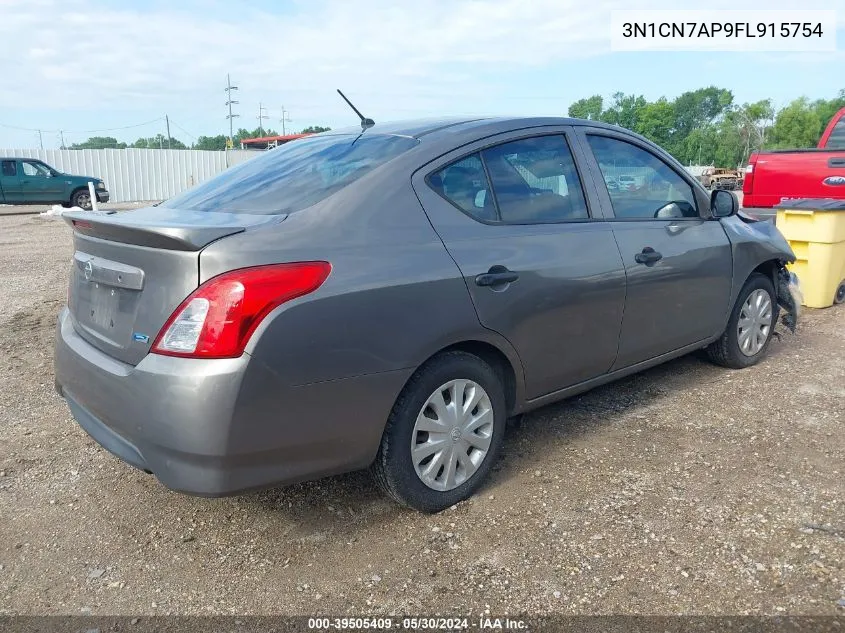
[77,193,91,209]
[737,288,773,356]
[411,379,494,492]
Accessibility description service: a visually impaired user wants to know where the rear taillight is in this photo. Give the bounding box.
[151,262,331,359]
[742,157,756,194]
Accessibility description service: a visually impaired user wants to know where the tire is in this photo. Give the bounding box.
[71,188,92,210]
[372,351,507,513]
[706,273,779,369]
[834,281,845,305]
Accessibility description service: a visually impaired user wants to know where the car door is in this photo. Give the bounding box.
[412,129,626,400]
[575,128,733,370]
[0,160,23,203]
[38,161,66,198]
[19,160,56,202]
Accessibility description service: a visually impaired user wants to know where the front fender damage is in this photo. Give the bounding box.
[776,264,802,334]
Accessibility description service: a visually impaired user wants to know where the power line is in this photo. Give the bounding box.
[280,106,292,136]
[168,118,196,140]
[257,103,269,137]
[0,117,165,134]
[225,73,239,146]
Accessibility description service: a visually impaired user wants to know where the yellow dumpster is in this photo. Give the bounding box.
[775,198,845,308]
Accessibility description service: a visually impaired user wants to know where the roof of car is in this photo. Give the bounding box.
[323,117,491,138]
[323,116,631,141]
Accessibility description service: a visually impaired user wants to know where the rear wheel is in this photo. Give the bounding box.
[71,189,92,210]
[372,351,506,513]
[706,273,778,369]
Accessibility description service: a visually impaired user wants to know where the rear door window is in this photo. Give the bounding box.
[482,135,589,223]
[428,154,496,221]
[1,160,16,177]
[429,134,589,224]
[161,134,419,214]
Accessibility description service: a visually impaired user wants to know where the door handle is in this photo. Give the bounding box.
[634,247,663,265]
[828,158,845,168]
[475,265,519,287]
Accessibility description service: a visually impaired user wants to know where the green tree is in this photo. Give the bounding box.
[233,127,279,144]
[808,89,845,144]
[680,126,719,166]
[769,98,822,149]
[600,92,647,131]
[194,134,228,151]
[634,98,675,148]
[131,134,187,149]
[729,99,774,161]
[69,136,127,149]
[669,87,734,161]
[300,125,331,134]
[567,96,603,121]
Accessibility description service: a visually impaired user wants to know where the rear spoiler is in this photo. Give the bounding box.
[63,208,286,251]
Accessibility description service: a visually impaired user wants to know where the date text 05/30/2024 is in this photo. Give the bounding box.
[307,616,528,630]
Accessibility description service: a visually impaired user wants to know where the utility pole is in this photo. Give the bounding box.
[224,74,239,147]
[59,130,66,149]
[257,103,269,137]
[37,129,43,150]
[165,114,171,149]
[280,106,292,136]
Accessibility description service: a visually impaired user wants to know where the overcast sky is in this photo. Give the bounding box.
[1,0,843,148]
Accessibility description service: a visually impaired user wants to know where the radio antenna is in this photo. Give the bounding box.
[337,89,375,131]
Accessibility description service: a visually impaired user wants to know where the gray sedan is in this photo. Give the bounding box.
[54,117,799,513]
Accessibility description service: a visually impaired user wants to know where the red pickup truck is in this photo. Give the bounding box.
[743,107,845,209]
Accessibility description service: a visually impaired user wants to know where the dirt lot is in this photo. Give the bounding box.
[0,213,842,617]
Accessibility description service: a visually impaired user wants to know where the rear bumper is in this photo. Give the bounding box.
[54,307,408,496]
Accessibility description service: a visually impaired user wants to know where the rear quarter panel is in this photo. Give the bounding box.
[198,171,525,393]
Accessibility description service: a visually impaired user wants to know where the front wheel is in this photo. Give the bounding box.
[706,273,779,369]
[372,351,507,513]
[71,189,92,210]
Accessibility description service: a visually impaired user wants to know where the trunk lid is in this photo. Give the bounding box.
[64,207,284,365]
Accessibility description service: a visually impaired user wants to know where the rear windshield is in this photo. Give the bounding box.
[161,134,419,214]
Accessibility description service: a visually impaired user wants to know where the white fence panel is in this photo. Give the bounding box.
[0,148,258,203]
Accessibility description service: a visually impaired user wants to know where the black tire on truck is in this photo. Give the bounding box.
[71,188,92,211]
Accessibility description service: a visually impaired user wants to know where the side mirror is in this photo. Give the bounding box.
[711,189,738,218]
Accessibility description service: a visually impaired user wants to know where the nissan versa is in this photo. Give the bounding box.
[54,117,801,513]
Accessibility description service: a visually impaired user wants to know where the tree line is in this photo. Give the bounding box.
[66,125,332,151]
[568,86,845,168]
[62,87,845,167]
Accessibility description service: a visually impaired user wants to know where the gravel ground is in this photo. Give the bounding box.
[0,213,842,617]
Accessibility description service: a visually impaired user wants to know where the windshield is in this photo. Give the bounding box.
[161,134,419,215]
